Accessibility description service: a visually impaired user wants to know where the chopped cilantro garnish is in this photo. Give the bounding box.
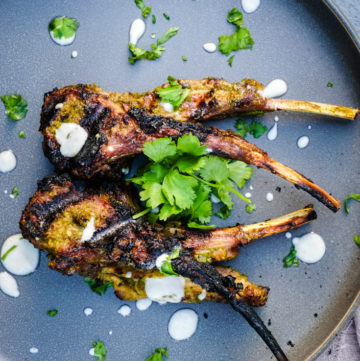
[327,82,333,88]
[1,245,17,261]
[135,0,151,18]
[128,27,179,64]
[215,206,231,219]
[157,76,190,111]
[344,193,360,213]
[10,186,19,198]
[152,14,156,24]
[182,55,188,61]
[84,277,113,295]
[160,249,180,276]
[92,341,107,361]
[1,94,28,120]
[228,55,234,67]
[18,130,26,138]
[46,309,58,317]
[163,13,170,21]
[218,8,254,56]
[48,17,79,40]
[245,202,256,214]
[354,235,360,247]
[129,134,252,227]
[283,246,299,267]
[146,347,169,361]
[235,119,267,138]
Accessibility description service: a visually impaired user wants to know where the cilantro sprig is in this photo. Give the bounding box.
[134,0,151,18]
[130,134,252,227]
[218,8,254,62]
[283,246,299,268]
[235,119,267,139]
[344,193,360,213]
[129,27,179,64]
[157,76,190,111]
[1,94,28,120]
[84,278,113,295]
[48,17,79,40]
[146,347,169,361]
[159,249,180,276]
[92,341,107,361]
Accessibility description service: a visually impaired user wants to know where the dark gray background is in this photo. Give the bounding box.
[0,1,359,360]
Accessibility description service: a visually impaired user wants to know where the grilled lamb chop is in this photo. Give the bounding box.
[20,175,316,361]
[40,84,340,211]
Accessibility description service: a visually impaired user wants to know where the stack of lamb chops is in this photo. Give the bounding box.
[21,77,359,361]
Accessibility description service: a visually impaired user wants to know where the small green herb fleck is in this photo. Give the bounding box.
[92,340,107,361]
[18,130,26,138]
[283,246,299,268]
[327,82,333,88]
[163,13,170,21]
[46,309,58,317]
[1,94,28,120]
[354,235,360,247]
[152,14,156,24]
[48,17,79,40]
[146,347,169,361]
[245,202,256,214]
[344,193,360,213]
[160,249,180,276]
[1,245,17,261]
[135,0,151,18]
[215,206,231,219]
[182,56,188,61]
[84,277,113,295]
[235,119,267,138]
[157,76,190,111]
[10,186,19,198]
[228,55,234,67]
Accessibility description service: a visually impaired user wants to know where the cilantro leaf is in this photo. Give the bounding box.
[327,82,333,88]
[215,206,231,219]
[177,133,208,156]
[134,0,151,18]
[157,76,190,111]
[84,278,113,295]
[46,309,58,317]
[152,14,156,24]
[227,8,244,27]
[146,348,169,361]
[1,245,17,261]
[192,198,212,223]
[48,17,79,39]
[227,161,252,188]
[344,193,360,213]
[249,120,268,138]
[18,130,26,138]
[156,27,179,45]
[159,204,182,220]
[175,155,204,174]
[92,341,107,361]
[199,156,230,183]
[283,246,299,267]
[187,222,215,230]
[235,119,250,138]
[1,94,28,120]
[218,27,254,55]
[228,55,234,67]
[143,137,177,162]
[140,182,165,209]
[160,249,180,276]
[182,55,188,61]
[245,202,256,213]
[354,235,360,247]
[163,13,170,21]
[10,186,19,198]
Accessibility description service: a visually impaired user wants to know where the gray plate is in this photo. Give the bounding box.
[0,1,359,360]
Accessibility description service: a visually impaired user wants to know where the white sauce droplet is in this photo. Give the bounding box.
[89,348,95,356]
[297,135,310,149]
[292,232,326,263]
[198,290,206,301]
[55,103,64,109]
[50,31,75,46]
[129,18,146,45]
[249,185,254,190]
[206,148,213,154]
[29,347,39,354]
[71,50,78,58]
[1,234,39,276]
[262,79,288,98]
[168,309,199,341]
[308,125,312,130]
[83,307,93,316]
[0,150,17,173]
[118,305,131,317]
[266,192,274,202]
[245,192,252,198]
[241,0,261,13]
[136,298,152,311]
[80,216,96,243]
[145,276,185,304]
[151,33,156,39]
[274,115,279,122]
[210,193,220,203]
[55,123,88,157]
[121,167,130,175]
[203,43,217,53]
[285,232,292,239]
[0,271,19,297]
[267,122,278,141]
[160,102,174,113]
[125,271,132,278]
[109,330,113,335]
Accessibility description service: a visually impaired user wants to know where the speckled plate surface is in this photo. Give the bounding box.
[0,1,359,360]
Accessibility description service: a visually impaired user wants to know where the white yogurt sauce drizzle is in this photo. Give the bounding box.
[203,43,217,53]
[136,298,152,311]
[80,216,95,243]
[266,192,274,202]
[145,276,185,304]
[0,150,17,173]
[262,79,288,98]
[267,122,278,141]
[129,18,146,45]
[160,102,174,113]
[29,347,39,354]
[118,305,131,317]
[55,123,88,157]
[245,192,252,198]
[308,125,312,130]
[71,50,78,58]
[198,290,206,301]
[50,31,75,46]
[83,307,93,316]
[0,271,19,297]
[168,309,199,341]
[1,234,39,276]
[249,185,254,190]
[292,232,326,263]
[285,232,292,239]
[241,0,261,13]
[297,135,310,149]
